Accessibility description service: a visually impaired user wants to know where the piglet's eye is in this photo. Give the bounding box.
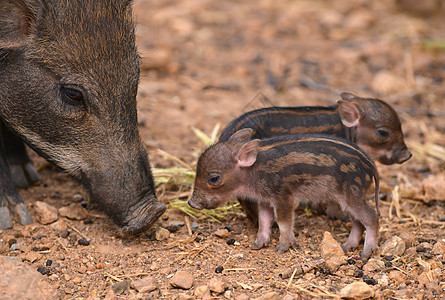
[377,130,389,138]
[209,175,220,183]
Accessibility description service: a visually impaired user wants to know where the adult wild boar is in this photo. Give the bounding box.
[0,0,166,232]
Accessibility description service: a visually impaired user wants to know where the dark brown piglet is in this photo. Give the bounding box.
[219,92,410,222]
[189,129,380,259]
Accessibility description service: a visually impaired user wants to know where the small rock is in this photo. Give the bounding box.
[194,285,210,298]
[363,275,377,285]
[379,236,405,257]
[169,270,194,290]
[178,293,193,300]
[339,281,374,299]
[215,228,230,238]
[227,238,236,245]
[325,256,347,272]
[377,274,389,288]
[362,258,385,272]
[320,231,344,258]
[417,272,431,286]
[215,265,224,273]
[159,267,173,275]
[58,230,69,238]
[150,262,160,271]
[59,203,88,220]
[34,201,59,224]
[209,277,227,294]
[131,276,158,293]
[389,270,407,285]
[46,259,52,267]
[431,241,445,255]
[254,291,280,300]
[224,290,232,299]
[0,256,58,299]
[78,238,90,246]
[50,219,67,231]
[112,280,130,294]
[155,227,170,241]
[37,266,50,275]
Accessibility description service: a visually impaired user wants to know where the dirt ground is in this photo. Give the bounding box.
[2,0,445,299]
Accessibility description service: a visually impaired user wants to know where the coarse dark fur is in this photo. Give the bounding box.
[0,0,165,232]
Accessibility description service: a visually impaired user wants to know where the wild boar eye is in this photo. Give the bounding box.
[61,86,85,106]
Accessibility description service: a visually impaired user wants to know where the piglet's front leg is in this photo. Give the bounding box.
[251,202,274,250]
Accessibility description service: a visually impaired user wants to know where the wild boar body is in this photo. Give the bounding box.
[190,129,380,259]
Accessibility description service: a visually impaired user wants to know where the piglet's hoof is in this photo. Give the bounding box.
[121,201,166,235]
[251,239,268,250]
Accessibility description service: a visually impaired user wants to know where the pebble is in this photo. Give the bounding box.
[377,274,389,288]
[227,238,236,245]
[156,227,170,241]
[215,228,230,238]
[78,238,90,246]
[169,270,194,289]
[254,291,280,300]
[363,275,377,285]
[58,203,88,220]
[58,230,70,238]
[379,236,405,257]
[209,277,227,294]
[37,266,50,275]
[194,285,210,298]
[112,280,130,294]
[0,256,58,299]
[46,259,53,266]
[432,241,445,255]
[215,265,224,273]
[320,231,344,258]
[353,270,364,278]
[131,276,158,293]
[34,201,59,224]
[339,281,374,299]
[51,220,67,231]
[224,225,232,232]
[362,258,385,272]
[389,270,407,285]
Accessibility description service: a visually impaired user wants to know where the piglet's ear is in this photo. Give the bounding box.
[235,139,260,168]
[228,128,253,142]
[337,100,361,128]
[340,92,358,102]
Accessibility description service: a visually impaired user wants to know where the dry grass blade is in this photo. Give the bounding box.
[191,123,221,146]
[168,199,243,223]
[155,148,193,170]
[406,141,445,162]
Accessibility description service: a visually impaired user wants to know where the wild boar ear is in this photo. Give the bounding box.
[337,100,361,127]
[0,0,38,49]
[340,92,358,102]
[228,128,254,142]
[235,139,260,168]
